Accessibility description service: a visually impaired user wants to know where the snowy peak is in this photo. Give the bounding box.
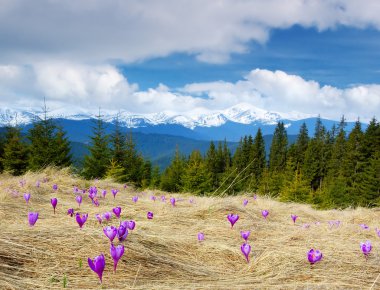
[0,103,314,129]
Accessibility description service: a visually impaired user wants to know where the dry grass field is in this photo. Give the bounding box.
[0,168,380,289]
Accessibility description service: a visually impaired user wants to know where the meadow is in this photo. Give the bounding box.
[0,168,379,290]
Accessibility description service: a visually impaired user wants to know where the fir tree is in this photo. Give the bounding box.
[150,165,161,189]
[82,112,110,179]
[250,128,266,190]
[2,126,29,176]
[183,150,210,195]
[268,122,288,172]
[160,147,186,192]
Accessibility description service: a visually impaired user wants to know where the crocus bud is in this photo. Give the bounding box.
[227,213,239,228]
[147,211,154,219]
[240,231,250,241]
[261,210,269,219]
[291,214,298,224]
[76,195,82,207]
[198,232,205,241]
[88,254,105,283]
[307,249,322,265]
[51,198,58,214]
[28,212,39,226]
[360,241,372,257]
[113,207,122,219]
[241,243,251,263]
[110,244,125,273]
[24,193,31,204]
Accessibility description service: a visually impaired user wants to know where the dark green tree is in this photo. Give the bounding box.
[160,147,186,192]
[183,150,211,194]
[2,126,29,176]
[82,112,110,179]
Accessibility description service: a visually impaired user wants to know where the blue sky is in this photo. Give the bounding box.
[120,25,380,90]
[0,0,379,122]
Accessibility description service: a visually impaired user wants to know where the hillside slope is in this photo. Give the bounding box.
[0,169,379,289]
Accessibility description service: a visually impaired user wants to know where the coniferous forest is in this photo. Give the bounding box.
[0,113,379,209]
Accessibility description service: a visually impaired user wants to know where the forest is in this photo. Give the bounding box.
[0,113,379,209]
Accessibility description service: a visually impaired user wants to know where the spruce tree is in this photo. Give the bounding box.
[150,165,161,189]
[251,128,266,190]
[82,112,110,179]
[27,104,71,170]
[205,141,218,190]
[160,147,186,192]
[268,122,288,172]
[183,150,210,195]
[2,126,29,176]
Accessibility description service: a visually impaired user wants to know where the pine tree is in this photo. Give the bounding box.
[267,122,288,195]
[160,147,186,192]
[269,122,288,172]
[205,141,218,190]
[2,126,29,176]
[27,104,71,170]
[82,112,110,179]
[250,128,266,191]
[150,165,161,189]
[52,127,72,167]
[303,117,327,190]
[110,116,127,166]
[183,150,211,195]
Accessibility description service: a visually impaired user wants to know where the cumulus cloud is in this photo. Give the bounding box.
[0,0,380,64]
[0,64,378,122]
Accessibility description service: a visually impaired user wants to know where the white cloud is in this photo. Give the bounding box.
[0,64,378,122]
[0,0,380,64]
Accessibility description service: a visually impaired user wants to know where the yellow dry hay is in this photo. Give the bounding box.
[0,168,379,289]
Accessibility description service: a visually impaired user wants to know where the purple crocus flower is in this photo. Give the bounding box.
[76,195,82,207]
[150,195,156,202]
[73,186,79,193]
[95,214,102,224]
[111,189,118,199]
[243,199,248,206]
[241,230,250,241]
[52,184,58,191]
[291,214,298,224]
[67,208,74,217]
[307,249,323,265]
[302,223,310,229]
[127,220,136,231]
[376,228,380,238]
[198,232,205,241]
[102,190,107,198]
[24,193,31,204]
[132,196,138,203]
[253,194,257,200]
[88,254,105,283]
[103,226,118,242]
[102,212,112,221]
[113,207,122,219]
[117,225,129,242]
[170,197,176,206]
[161,195,166,202]
[241,243,251,263]
[360,224,369,230]
[189,198,194,204]
[147,211,154,219]
[35,180,40,187]
[227,213,239,228]
[19,180,26,187]
[28,212,39,226]
[51,198,58,214]
[123,184,127,189]
[360,241,372,257]
[110,244,125,273]
[261,210,269,219]
[76,213,88,229]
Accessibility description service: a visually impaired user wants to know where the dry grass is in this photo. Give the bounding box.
[0,168,380,289]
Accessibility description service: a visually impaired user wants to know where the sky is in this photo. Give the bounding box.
[0,0,380,122]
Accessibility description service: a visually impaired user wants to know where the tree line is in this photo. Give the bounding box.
[159,117,380,209]
[0,110,379,208]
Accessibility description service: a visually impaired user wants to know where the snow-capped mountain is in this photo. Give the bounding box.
[0,103,314,129]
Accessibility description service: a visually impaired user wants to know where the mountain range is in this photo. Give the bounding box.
[0,103,363,168]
